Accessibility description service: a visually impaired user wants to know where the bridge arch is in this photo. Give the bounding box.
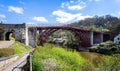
[37,26,92,47]
[43,29,79,46]
[36,26,111,47]
[5,31,15,40]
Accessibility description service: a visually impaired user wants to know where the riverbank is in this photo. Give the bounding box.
[32,43,120,71]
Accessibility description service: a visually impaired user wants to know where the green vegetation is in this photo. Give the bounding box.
[89,41,120,54]
[11,41,30,54]
[49,30,79,49]
[71,15,120,33]
[80,52,102,67]
[80,52,120,71]
[0,48,15,57]
[9,35,15,40]
[98,54,120,71]
[0,41,30,57]
[32,43,93,71]
[32,43,120,71]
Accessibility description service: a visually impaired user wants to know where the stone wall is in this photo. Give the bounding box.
[0,23,38,47]
[28,27,37,47]
[0,55,19,70]
[0,23,26,44]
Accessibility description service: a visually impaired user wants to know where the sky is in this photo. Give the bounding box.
[0,0,120,25]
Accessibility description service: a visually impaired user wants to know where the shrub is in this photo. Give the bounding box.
[98,54,120,71]
[32,43,93,71]
[42,58,57,71]
[9,36,15,40]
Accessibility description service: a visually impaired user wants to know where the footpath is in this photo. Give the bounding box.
[0,41,14,48]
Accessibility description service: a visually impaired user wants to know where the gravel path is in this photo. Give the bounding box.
[0,41,15,48]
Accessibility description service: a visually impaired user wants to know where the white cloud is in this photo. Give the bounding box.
[8,6,24,14]
[68,5,85,10]
[70,0,74,3]
[52,10,92,23]
[0,14,6,18]
[61,0,86,10]
[61,2,69,8]
[32,16,48,22]
[76,15,93,20]
[68,1,86,10]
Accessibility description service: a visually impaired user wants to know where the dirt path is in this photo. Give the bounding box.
[0,41,15,48]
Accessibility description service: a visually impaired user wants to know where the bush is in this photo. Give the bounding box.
[32,43,93,71]
[91,42,120,54]
[9,36,15,40]
[98,54,120,71]
[0,48,15,57]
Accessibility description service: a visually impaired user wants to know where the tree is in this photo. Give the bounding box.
[70,15,120,32]
[112,23,120,35]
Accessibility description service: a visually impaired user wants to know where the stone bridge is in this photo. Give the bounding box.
[0,23,110,47]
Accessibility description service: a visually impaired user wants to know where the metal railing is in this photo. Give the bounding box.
[29,52,32,71]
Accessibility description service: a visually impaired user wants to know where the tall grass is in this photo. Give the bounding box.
[32,43,93,71]
[0,41,30,57]
[11,41,30,54]
[0,48,15,57]
[97,54,120,71]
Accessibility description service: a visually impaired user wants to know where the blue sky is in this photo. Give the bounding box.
[0,0,120,25]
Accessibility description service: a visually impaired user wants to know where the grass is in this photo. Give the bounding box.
[80,52,102,67]
[0,41,31,57]
[0,48,15,57]
[32,43,120,71]
[97,54,120,71]
[11,41,30,54]
[80,52,120,71]
[32,43,93,71]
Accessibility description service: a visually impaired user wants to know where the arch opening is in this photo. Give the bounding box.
[5,32,14,40]
[38,29,80,50]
